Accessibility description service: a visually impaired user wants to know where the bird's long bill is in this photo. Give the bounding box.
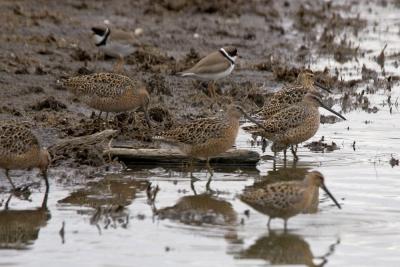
[321,184,342,209]
[319,101,347,121]
[314,81,332,93]
[239,109,268,131]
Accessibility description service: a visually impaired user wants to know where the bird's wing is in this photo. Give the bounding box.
[257,85,306,118]
[183,51,231,75]
[64,73,136,97]
[263,182,304,209]
[254,104,310,135]
[0,123,39,155]
[157,117,229,145]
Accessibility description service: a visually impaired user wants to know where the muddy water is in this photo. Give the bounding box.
[1,2,400,267]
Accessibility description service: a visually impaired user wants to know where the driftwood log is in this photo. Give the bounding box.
[104,148,260,165]
[48,129,117,164]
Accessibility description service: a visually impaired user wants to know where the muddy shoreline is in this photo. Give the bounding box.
[0,0,392,170]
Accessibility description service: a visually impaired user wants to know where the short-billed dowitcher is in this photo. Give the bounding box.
[255,70,331,119]
[0,122,50,191]
[155,105,264,179]
[64,73,151,126]
[240,171,341,230]
[178,47,237,97]
[245,92,346,160]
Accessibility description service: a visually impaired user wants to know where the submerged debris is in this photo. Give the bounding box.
[389,155,399,167]
[304,136,339,152]
[30,96,67,111]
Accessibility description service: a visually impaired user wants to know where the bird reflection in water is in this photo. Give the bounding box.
[257,165,319,214]
[148,185,237,226]
[238,231,340,267]
[0,187,50,249]
[58,174,148,233]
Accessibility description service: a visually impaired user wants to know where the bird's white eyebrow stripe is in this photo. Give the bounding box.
[219,48,235,65]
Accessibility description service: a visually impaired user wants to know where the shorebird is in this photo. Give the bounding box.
[240,170,341,230]
[178,46,237,98]
[255,70,331,119]
[64,72,151,126]
[154,105,265,179]
[0,122,50,191]
[91,27,136,72]
[245,91,346,160]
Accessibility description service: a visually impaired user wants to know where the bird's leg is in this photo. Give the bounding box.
[42,169,49,190]
[206,176,212,192]
[291,146,299,161]
[212,82,217,98]
[273,157,277,172]
[6,170,32,201]
[284,219,288,231]
[113,57,125,74]
[42,170,50,209]
[190,179,198,196]
[5,169,16,190]
[283,149,287,161]
[188,158,196,179]
[105,112,109,121]
[98,111,103,120]
[205,158,214,178]
[207,82,213,98]
[267,217,272,229]
[4,194,12,210]
[207,81,218,99]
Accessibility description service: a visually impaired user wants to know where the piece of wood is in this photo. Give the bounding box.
[104,148,260,165]
[48,129,117,156]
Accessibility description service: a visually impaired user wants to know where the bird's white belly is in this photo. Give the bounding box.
[193,64,235,81]
[100,43,135,58]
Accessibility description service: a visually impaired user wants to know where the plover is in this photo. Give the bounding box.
[178,46,237,97]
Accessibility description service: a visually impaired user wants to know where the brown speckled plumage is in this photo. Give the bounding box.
[245,91,345,159]
[155,106,245,177]
[0,122,50,190]
[247,93,321,153]
[240,171,341,229]
[156,106,242,160]
[255,70,322,119]
[64,73,151,124]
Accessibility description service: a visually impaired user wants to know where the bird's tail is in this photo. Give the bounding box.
[176,71,194,77]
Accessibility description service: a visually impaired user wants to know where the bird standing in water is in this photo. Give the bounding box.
[240,170,341,230]
[245,92,346,160]
[0,122,51,192]
[155,105,266,182]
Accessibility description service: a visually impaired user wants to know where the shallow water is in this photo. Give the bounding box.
[1,1,400,267]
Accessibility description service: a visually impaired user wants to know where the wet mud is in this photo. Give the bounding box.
[0,0,400,266]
